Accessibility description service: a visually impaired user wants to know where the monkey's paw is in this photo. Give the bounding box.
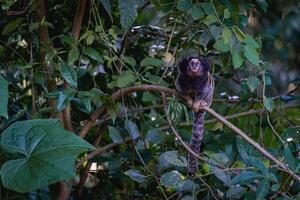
[193,100,207,112]
[187,97,193,108]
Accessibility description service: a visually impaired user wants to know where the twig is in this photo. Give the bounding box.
[76,137,132,168]
[203,106,300,182]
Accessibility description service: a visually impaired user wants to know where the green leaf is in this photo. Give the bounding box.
[0,119,94,193]
[263,96,274,112]
[124,56,136,67]
[0,74,8,118]
[118,0,144,31]
[108,126,124,144]
[244,45,259,66]
[284,147,296,170]
[226,186,247,199]
[124,120,139,140]
[233,25,246,42]
[245,35,260,49]
[60,62,77,88]
[140,57,164,67]
[199,31,212,48]
[256,0,268,12]
[145,129,164,144]
[67,46,80,65]
[159,151,187,168]
[222,27,232,43]
[2,18,24,35]
[191,4,204,20]
[83,47,103,62]
[209,25,223,40]
[56,88,76,112]
[209,165,231,185]
[160,171,183,189]
[232,171,263,185]
[246,157,269,175]
[177,180,199,193]
[223,8,230,19]
[116,71,137,88]
[213,39,230,52]
[100,0,112,21]
[232,49,244,69]
[177,0,192,11]
[124,169,145,183]
[202,15,218,26]
[201,2,214,15]
[256,179,270,200]
[247,76,259,92]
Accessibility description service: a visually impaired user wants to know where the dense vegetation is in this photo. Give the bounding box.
[0,0,299,199]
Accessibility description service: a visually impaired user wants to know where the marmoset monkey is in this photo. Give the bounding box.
[175,57,215,175]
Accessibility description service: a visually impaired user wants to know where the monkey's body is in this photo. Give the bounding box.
[175,57,214,175]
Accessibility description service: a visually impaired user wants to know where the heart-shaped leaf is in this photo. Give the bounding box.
[0,119,94,193]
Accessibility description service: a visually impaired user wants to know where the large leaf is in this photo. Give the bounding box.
[0,119,94,193]
[140,57,164,67]
[244,45,259,66]
[232,171,263,185]
[191,4,204,20]
[247,76,259,92]
[124,120,140,140]
[0,74,8,118]
[118,0,144,31]
[160,171,183,189]
[124,169,145,183]
[60,62,77,88]
[116,71,137,88]
[108,126,124,144]
[83,47,103,62]
[158,151,187,168]
[232,49,244,69]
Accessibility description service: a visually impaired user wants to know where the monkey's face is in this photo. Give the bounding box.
[187,58,204,77]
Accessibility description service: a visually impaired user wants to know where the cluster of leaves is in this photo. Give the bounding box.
[0,0,300,199]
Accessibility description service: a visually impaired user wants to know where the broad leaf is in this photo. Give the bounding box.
[213,39,230,52]
[83,47,103,62]
[232,49,243,69]
[116,71,137,88]
[159,151,187,168]
[67,46,80,65]
[160,171,183,189]
[263,96,274,112]
[108,126,124,144]
[145,129,164,144]
[140,57,164,67]
[244,45,259,66]
[60,62,77,88]
[191,4,204,20]
[56,88,76,111]
[118,0,144,31]
[177,0,192,11]
[247,76,259,92]
[256,179,270,200]
[124,120,139,140]
[233,25,246,41]
[222,27,231,43]
[232,171,263,185]
[100,0,112,21]
[0,119,94,193]
[124,169,145,183]
[0,74,8,118]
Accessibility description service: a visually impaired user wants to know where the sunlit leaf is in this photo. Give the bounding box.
[233,25,246,42]
[222,27,231,43]
[140,57,164,67]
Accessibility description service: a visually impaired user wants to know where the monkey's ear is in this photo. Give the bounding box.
[201,58,211,71]
[178,58,189,73]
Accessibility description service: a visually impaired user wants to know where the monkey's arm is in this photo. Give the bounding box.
[193,73,214,112]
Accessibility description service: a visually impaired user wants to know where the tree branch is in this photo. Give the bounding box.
[203,106,300,182]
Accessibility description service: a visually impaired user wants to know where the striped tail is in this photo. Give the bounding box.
[188,111,206,175]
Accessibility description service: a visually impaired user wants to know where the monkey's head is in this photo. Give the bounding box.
[179,57,211,77]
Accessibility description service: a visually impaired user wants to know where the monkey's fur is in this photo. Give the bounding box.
[175,57,214,175]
